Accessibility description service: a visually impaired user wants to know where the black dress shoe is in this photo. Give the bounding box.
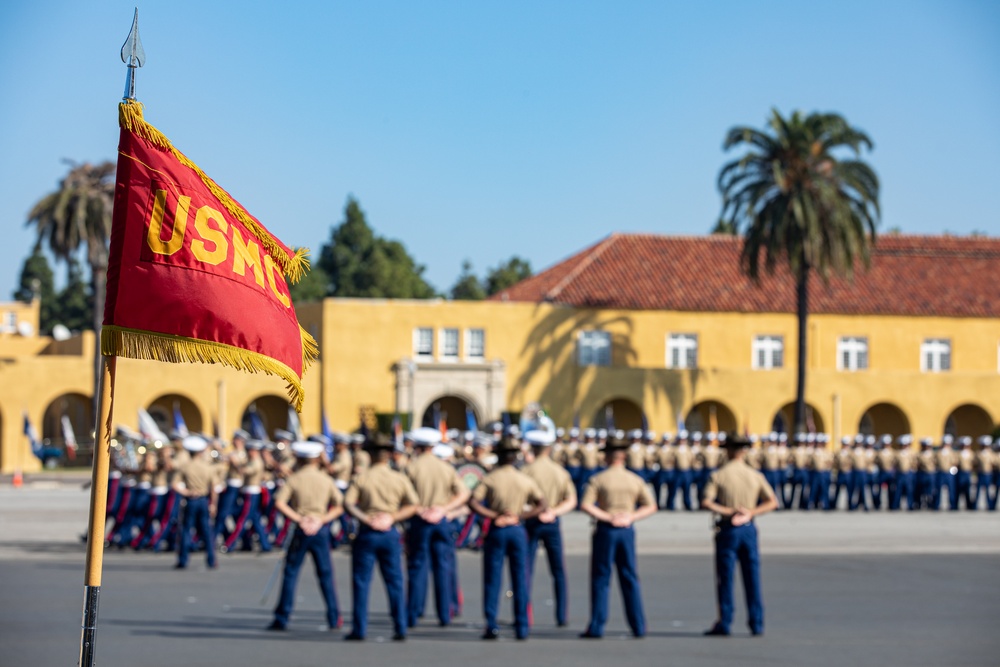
[173,563,186,570]
[392,633,406,641]
[703,625,730,636]
[266,621,286,631]
[578,630,602,639]
[344,633,364,641]
[481,628,500,640]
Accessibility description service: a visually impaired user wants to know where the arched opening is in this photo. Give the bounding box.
[240,395,290,440]
[857,402,910,438]
[147,393,203,436]
[685,400,737,434]
[421,395,480,431]
[592,397,644,431]
[42,392,93,465]
[943,404,994,438]
[773,402,825,434]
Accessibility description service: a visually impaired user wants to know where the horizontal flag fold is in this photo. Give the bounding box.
[103,100,318,410]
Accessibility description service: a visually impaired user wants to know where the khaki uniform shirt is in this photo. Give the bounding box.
[763,446,782,471]
[226,448,246,482]
[745,447,762,470]
[179,457,215,497]
[690,445,704,471]
[791,446,810,469]
[674,445,692,471]
[353,449,371,476]
[275,465,343,519]
[581,465,654,514]
[170,448,191,485]
[523,456,576,508]
[976,449,995,475]
[877,449,895,472]
[957,449,974,473]
[936,447,956,472]
[645,445,661,469]
[565,443,583,467]
[895,449,914,473]
[407,452,465,507]
[345,463,419,517]
[810,448,833,472]
[701,445,723,469]
[243,456,265,486]
[836,449,855,473]
[580,444,600,470]
[917,450,938,473]
[658,444,676,470]
[702,460,776,526]
[627,444,646,470]
[472,465,545,516]
[331,449,353,485]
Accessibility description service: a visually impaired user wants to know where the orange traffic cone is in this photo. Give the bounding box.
[12,470,23,488]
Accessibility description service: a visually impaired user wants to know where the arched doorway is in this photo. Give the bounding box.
[42,393,93,462]
[685,400,737,434]
[593,398,644,431]
[421,395,480,431]
[943,404,994,438]
[147,394,203,436]
[773,402,825,434]
[857,402,910,437]
[240,395,290,440]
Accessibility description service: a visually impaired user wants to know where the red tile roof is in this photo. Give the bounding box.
[491,233,1000,318]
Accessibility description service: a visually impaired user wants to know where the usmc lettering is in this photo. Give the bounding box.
[145,188,291,308]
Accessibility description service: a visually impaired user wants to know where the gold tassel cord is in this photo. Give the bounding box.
[102,325,317,412]
[118,100,309,284]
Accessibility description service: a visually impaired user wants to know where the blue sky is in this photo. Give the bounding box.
[0,1,997,300]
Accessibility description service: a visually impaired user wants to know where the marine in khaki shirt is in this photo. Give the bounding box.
[472,464,547,523]
[523,451,577,512]
[581,450,656,522]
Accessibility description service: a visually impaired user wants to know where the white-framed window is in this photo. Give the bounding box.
[837,336,869,371]
[666,333,698,369]
[921,338,951,372]
[1,311,16,333]
[440,328,459,361]
[413,327,434,360]
[578,330,611,367]
[752,335,784,370]
[466,328,485,360]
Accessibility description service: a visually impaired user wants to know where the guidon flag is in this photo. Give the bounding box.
[103,100,318,410]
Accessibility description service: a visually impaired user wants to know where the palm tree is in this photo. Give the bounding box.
[718,110,880,433]
[27,160,116,408]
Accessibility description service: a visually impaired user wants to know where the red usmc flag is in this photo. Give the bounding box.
[103,101,317,410]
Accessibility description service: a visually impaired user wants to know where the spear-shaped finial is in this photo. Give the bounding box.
[120,8,146,101]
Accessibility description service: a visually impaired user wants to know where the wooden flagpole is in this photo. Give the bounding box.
[79,355,116,667]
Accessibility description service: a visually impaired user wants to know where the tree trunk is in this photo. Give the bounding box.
[794,266,809,434]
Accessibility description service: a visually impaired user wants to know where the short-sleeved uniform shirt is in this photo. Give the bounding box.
[274,465,343,518]
[178,457,215,497]
[472,465,545,516]
[581,465,654,514]
[345,463,419,518]
[701,460,775,525]
[523,456,576,508]
[407,452,465,507]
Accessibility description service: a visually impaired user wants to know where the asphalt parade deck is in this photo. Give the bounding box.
[1,485,997,666]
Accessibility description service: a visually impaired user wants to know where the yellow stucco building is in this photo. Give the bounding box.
[2,233,997,473]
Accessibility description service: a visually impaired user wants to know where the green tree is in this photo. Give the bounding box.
[718,109,879,432]
[485,256,532,296]
[57,257,93,333]
[711,218,737,235]
[14,246,58,334]
[289,264,330,304]
[26,161,115,401]
[450,260,486,300]
[318,197,436,298]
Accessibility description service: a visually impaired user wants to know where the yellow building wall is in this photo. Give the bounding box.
[315,299,1000,442]
[2,295,997,473]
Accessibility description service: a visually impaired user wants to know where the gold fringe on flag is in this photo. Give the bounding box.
[102,325,319,412]
[117,100,309,284]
